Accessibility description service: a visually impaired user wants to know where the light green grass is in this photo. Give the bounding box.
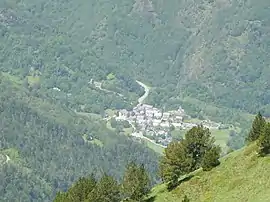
[106,121,115,131]
[143,140,164,155]
[105,109,117,117]
[91,139,103,147]
[82,134,103,147]
[211,129,230,149]
[150,143,270,202]
[183,118,202,123]
[123,127,133,135]
[75,111,102,120]
[27,75,40,86]
[2,72,22,85]
[2,148,20,159]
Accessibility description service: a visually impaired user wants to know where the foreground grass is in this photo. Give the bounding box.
[150,143,270,202]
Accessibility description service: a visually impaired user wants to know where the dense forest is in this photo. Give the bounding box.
[55,114,270,202]
[1,0,270,118]
[0,76,159,201]
[1,0,270,201]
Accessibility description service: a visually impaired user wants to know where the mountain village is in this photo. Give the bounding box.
[113,103,222,147]
[89,79,224,147]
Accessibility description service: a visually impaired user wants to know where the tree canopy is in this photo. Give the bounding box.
[160,125,221,188]
[246,112,266,143]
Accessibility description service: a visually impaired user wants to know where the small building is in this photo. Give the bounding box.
[160,121,170,128]
[172,122,183,128]
[142,104,153,109]
[162,112,171,121]
[153,119,161,127]
[119,109,129,118]
[53,87,61,92]
[154,112,162,119]
[175,116,183,122]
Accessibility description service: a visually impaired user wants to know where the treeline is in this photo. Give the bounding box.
[55,125,221,201]
[55,112,270,202]
[54,162,149,202]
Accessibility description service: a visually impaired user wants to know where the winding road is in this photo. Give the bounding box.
[0,154,10,165]
[131,81,165,148]
[136,80,150,104]
[5,155,10,163]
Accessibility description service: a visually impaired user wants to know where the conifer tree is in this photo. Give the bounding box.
[53,174,97,202]
[159,125,221,190]
[159,141,193,188]
[54,192,70,202]
[184,125,215,170]
[258,123,270,156]
[201,146,221,171]
[67,174,97,202]
[122,162,150,201]
[246,112,266,143]
[87,173,120,202]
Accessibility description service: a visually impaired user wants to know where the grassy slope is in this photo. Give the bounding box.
[150,143,270,202]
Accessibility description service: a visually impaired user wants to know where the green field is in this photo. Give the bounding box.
[82,134,103,147]
[143,140,164,155]
[148,143,270,202]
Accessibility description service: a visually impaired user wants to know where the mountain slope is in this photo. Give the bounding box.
[150,143,270,202]
[0,74,159,201]
[1,0,270,120]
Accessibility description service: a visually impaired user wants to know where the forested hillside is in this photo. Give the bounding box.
[0,75,159,201]
[55,115,270,202]
[150,114,270,201]
[1,0,270,118]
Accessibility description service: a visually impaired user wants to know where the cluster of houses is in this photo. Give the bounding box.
[114,103,222,146]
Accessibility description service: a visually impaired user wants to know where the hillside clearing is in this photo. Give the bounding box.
[150,143,270,202]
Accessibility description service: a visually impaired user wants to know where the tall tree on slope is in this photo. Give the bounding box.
[246,112,266,143]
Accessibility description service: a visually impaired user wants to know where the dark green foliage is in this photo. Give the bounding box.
[122,162,150,201]
[87,174,121,202]
[54,173,120,202]
[1,0,270,122]
[1,0,270,200]
[184,125,215,170]
[202,146,221,171]
[0,77,159,201]
[110,118,118,128]
[54,162,151,202]
[54,192,69,202]
[160,125,220,188]
[66,175,96,202]
[159,142,192,186]
[246,112,266,143]
[258,123,270,157]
